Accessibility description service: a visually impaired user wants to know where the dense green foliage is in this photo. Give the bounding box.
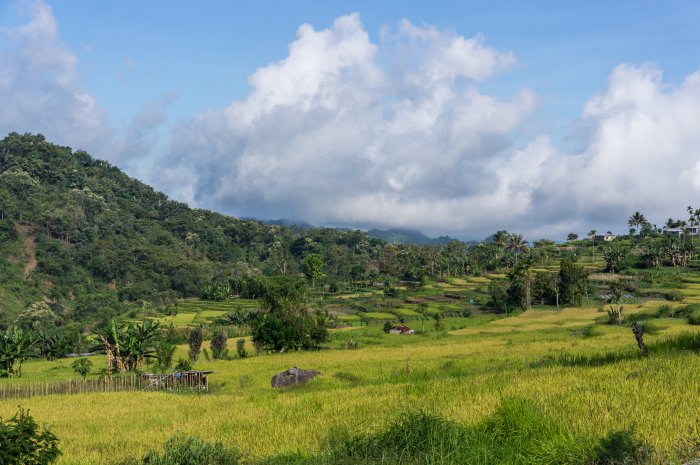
[210,330,228,360]
[187,327,203,362]
[0,133,384,329]
[127,433,240,465]
[91,320,161,373]
[70,358,92,379]
[0,326,35,377]
[0,408,60,464]
[251,276,329,352]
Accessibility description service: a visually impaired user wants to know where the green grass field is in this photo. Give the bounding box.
[2,294,700,464]
[7,261,700,464]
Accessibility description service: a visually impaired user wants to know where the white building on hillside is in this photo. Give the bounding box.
[662,224,699,237]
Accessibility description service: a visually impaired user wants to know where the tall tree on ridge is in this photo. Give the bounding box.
[588,230,597,258]
[628,211,647,235]
[507,234,528,265]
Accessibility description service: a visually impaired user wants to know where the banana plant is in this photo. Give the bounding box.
[0,326,36,377]
[92,319,160,373]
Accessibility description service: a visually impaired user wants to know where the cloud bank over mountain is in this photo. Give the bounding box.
[2,2,700,239]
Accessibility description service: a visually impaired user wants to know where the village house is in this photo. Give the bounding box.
[594,233,616,242]
[663,224,700,237]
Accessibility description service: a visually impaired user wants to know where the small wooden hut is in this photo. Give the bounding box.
[140,370,214,391]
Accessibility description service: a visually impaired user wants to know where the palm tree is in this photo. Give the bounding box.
[490,230,510,268]
[516,257,535,310]
[492,230,509,249]
[588,230,597,258]
[628,212,647,235]
[507,234,529,264]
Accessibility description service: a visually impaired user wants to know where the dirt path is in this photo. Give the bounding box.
[16,224,37,277]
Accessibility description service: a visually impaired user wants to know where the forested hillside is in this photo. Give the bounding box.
[0,133,384,326]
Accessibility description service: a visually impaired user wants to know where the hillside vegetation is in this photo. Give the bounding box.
[4,133,700,464]
[0,133,382,327]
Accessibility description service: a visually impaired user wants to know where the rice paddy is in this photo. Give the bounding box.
[4,268,700,464]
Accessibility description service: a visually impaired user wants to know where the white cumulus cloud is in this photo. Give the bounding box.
[159,14,538,237]
[0,0,169,170]
[530,64,700,237]
[0,0,110,151]
[5,4,700,240]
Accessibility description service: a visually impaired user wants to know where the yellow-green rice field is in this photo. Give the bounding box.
[2,300,700,464]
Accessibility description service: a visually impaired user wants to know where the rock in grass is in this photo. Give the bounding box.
[271,367,321,388]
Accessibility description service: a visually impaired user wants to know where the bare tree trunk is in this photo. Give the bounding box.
[632,323,646,355]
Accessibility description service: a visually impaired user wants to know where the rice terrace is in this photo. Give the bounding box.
[3,1,700,464]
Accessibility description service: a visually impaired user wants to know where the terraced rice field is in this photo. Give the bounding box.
[3,296,700,464]
[154,299,261,327]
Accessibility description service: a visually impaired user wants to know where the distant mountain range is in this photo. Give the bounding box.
[262,218,315,229]
[262,219,471,246]
[262,219,461,246]
[366,228,456,246]
[367,229,479,247]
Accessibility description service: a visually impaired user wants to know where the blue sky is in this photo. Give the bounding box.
[1,0,700,240]
[6,1,697,132]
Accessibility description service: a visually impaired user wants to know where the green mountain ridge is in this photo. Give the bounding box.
[0,133,383,326]
[261,220,457,246]
[367,228,452,245]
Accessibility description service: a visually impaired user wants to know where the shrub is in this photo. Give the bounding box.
[488,280,510,312]
[71,357,92,379]
[201,281,231,301]
[187,327,203,362]
[211,330,228,360]
[0,408,61,464]
[155,341,176,371]
[574,325,602,338]
[236,338,247,359]
[252,310,328,352]
[433,313,444,331]
[656,304,674,317]
[137,433,240,465]
[174,358,192,371]
[593,427,650,464]
[688,309,700,326]
[383,285,399,297]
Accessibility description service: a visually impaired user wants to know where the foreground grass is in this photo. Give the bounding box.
[2,302,700,464]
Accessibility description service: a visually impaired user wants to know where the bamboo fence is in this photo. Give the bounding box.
[0,375,144,399]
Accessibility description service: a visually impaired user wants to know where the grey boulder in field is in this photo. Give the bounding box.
[271,367,321,388]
